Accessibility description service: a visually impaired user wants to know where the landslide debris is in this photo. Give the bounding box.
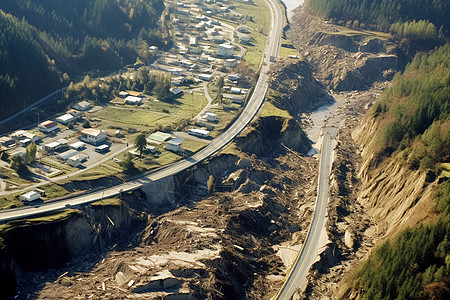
[287,8,398,92]
[31,150,318,300]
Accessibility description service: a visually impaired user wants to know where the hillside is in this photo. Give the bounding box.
[306,0,449,35]
[0,0,165,120]
[344,43,450,300]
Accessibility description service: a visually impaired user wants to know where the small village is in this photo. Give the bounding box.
[0,0,282,207]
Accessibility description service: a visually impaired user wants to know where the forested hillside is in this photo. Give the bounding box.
[348,44,450,300]
[0,0,165,120]
[374,43,450,170]
[306,0,449,41]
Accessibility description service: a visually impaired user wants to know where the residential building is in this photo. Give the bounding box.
[202,112,218,122]
[56,113,76,124]
[149,46,158,53]
[165,138,183,152]
[237,25,250,33]
[228,74,241,81]
[0,136,15,147]
[218,44,233,58]
[95,144,110,153]
[21,191,41,203]
[38,120,59,133]
[239,35,252,44]
[56,149,78,161]
[225,59,238,68]
[73,100,92,111]
[199,74,213,81]
[189,37,198,46]
[147,131,173,144]
[170,87,184,97]
[67,156,82,167]
[213,36,225,44]
[125,96,142,105]
[69,141,86,150]
[10,130,40,143]
[231,87,241,94]
[78,129,107,145]
[118,91,129,98]
[44,141,62,152]
[188,128,210,138]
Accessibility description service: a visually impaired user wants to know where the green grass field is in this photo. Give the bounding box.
[259,101,292,119]
[279,38,303,58]
[235,0,271,70]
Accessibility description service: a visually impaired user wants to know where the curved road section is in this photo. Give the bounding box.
[275,130,335,299]
[0,0,284,223]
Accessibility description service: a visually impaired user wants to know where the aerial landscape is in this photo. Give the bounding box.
[0,0,449,299]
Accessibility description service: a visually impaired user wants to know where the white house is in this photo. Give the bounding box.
[225,59,238,68]
[231,87,241,94]
[38,120,59,133]
[69,141,86,150]
[118,91,129,98]
[44,141,62,152]
[218,43,233,58]
[239,35,252,44]
[125,96,142,105]
[67,156,82,167]
[73,100,92,111]
[188,128,210,138]
[78,129,107,145]
[165,138,183,152]
[199,74,212,81]
[21,191,41,203]
[149,45,158,53]
[10,130,40,143]
[202,112,218,122]
[56,113,76,124]
[189,37,198,46]
[56,149,78,161]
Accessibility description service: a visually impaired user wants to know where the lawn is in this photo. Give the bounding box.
[235,0,271,34]
[173,92,208,119]
[208,103,243,137]
[235,0,271,70]
[182,138,209,153]
[441,163,450,177]
[92,107,183,128]
[279,38,303,58]
[260,101,292,119]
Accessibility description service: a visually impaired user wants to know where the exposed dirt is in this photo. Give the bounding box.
[284,7,442,300]
[22,149,319,300]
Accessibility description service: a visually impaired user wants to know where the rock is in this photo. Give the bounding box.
[359,38,386,53]
[344,229,354,250]
[60,278,73,287]
[115,271,126,286]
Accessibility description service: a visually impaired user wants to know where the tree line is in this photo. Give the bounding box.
[306,0,449,40]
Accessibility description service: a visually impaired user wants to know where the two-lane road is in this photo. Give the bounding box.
[0,0,284,223]
[276,129,335,299]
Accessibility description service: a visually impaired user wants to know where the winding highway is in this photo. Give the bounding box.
[0,0,284,223]
[275,129,335,300]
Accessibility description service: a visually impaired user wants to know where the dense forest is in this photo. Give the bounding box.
[349,44,450,299]
[306,0,449,41]
[0,0,166,120]
[374,43,450,171]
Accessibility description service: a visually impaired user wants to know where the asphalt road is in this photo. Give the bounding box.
[0,0,284,223]
[275,130,335,300]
